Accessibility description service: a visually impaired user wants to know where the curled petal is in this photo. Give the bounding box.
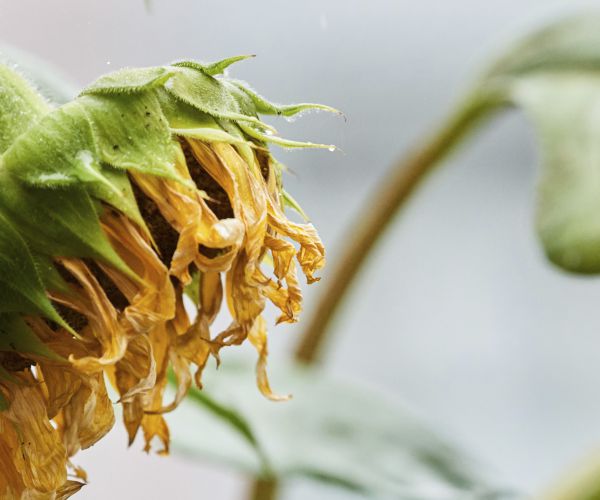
[248,316,290,402]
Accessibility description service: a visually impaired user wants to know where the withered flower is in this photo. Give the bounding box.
[0,56,335,497]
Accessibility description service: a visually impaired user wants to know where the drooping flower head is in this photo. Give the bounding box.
[0,56,335,497]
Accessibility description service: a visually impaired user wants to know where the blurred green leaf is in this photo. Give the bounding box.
[477,14,600,274]
[170,359,515,499]
[168,370,272,475]
[510,72,600,273]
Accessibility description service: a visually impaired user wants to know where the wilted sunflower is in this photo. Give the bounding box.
[0,56,335,498]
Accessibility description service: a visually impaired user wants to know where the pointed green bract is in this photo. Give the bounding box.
[80,93,179,179]
[228,79,341,117]
[0,173,132,279]
[1,100,149,232]
[282,190,309,222]
[239,123,336,150]
[173,55,255,76]
[4,101,103,188]
[0,314,62,361]
[0,213,69,329]
[159,91,252,147]
[165,66,277,131]
[81,66,175,95]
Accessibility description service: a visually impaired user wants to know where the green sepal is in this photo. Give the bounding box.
[161,98,254,146]
[0,212,72,331]
[1,101,148,232]
[80,92,182,182]
[172,55,255,76]
[33,256,73,297]
[228,79,341,117]
[216,120,263,179]
[282,190,309,222]
[0,174,134,281]
[80,66,175,95]
[239,123,336,150]
[164,66,274,130]
[0,314,63,361]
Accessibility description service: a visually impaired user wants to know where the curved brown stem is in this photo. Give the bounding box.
[294,91,502,364]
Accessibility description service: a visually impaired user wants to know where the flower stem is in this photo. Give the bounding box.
[248,477,279,500]
[294,89,503,364]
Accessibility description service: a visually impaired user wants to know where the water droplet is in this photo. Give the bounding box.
[106,61,111,65]
[265,129,274,136]
[328,145,336,152]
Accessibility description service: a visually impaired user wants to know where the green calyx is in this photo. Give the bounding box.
[0,56,337,368]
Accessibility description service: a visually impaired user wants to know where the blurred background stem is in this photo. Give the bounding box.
[294,87,504,365]
[249,477,279,500]
[247,87,503,500]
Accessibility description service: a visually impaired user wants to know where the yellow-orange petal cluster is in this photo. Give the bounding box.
[0,132,325,496]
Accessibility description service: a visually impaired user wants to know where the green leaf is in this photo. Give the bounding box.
[170,359,508,498]
[511,72,600,273]
[486,14,600,81]
[479,15,600,274]
[0,314,62,361]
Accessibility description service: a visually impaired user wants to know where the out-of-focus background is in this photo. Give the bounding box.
[2,1,600,498]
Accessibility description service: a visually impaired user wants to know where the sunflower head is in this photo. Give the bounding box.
[0,56,336,497]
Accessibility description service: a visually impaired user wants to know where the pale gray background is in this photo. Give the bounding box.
[2,0,600,498]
